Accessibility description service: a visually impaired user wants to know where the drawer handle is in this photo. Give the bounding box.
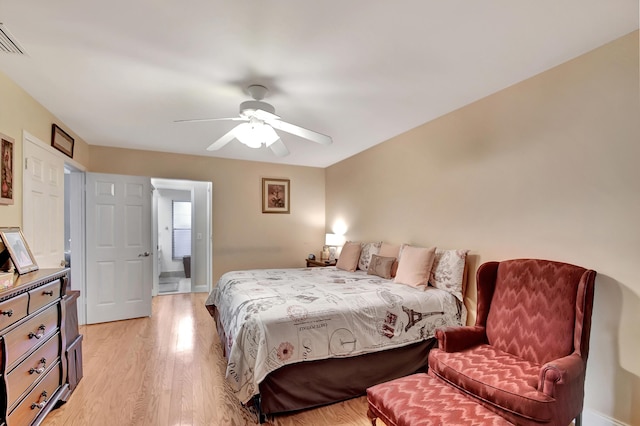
[0,309,13,317]
[43,290,54,296]
[29,357,47,375]
[29,324,46,339]
[31,390,48,410]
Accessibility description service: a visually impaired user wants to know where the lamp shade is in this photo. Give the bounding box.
[325,233,345,246]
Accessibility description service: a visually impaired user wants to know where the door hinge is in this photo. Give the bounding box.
[24,158,28,170]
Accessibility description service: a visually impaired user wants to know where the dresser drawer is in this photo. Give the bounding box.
[4,304,59,370]
[6,332,60,410]
[0,293,28,330]
[28,279,61,313]
[7,361,61,426]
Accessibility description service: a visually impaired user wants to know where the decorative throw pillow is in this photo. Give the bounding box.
[367,254,395,279]
[394,245,437,288]
[358,241,381,271]
[429,249,469,302]
[379,243,401,277]
[397,243,409,260]
[336,241,362,272]
[378,242,400,258]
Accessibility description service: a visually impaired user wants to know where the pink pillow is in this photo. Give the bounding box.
[379,243,401,277]
[379,243,400,258]
[336,241,362,272]
[393,245,437,288]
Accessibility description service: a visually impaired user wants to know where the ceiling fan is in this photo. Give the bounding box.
[175,85,332,157]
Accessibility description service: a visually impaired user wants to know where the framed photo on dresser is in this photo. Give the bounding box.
[0,227,39,274]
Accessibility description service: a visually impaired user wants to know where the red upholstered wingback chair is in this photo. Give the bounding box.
[428,259,596,426]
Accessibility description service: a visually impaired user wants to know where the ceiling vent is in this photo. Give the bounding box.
[0,23,26,55]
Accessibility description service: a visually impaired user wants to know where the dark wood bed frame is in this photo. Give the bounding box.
[208,305,436,422]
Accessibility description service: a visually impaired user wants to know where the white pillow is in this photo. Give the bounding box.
[429,249,469,302]
[358,241,381,271]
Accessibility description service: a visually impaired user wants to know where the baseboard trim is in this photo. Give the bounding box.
[193,285,209,293]
[583,408,629,426]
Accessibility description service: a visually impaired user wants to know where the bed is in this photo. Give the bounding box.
[205,251,467,420]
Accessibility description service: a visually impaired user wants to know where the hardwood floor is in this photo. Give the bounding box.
[43,293,375,426]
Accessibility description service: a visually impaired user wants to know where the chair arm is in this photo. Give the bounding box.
[538,353,585,396]
[435,326,487,353]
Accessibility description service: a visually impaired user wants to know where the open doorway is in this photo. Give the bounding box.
[151,178,211,296]
[62,172,212,324]
[156,190,191,294]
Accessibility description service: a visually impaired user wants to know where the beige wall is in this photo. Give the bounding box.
[88,146,326,283]
[0,71,90,226]
[327,31,639,423]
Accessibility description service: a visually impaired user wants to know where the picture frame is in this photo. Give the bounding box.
[262,178,290,214]
[0,227,39,275]
[51,123,75,158]
[0,133,14,205]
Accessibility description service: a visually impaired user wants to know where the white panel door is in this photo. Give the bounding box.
[22,137,64,268]
[86,173,152,324]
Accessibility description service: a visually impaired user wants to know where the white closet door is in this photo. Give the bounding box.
[22,135,64,268]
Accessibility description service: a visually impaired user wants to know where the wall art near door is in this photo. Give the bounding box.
[262,178,290,214]
[0,227,39,274]
[51,123,75,158]
[0,133,14,205]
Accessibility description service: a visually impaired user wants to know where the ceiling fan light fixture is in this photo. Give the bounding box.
[234,121,279,149]
[179,84,332,156]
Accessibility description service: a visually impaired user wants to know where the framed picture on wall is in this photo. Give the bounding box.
[262,178,290,214]
[0,227,39,274]
[0,133,14,205]
[51,123,75,158]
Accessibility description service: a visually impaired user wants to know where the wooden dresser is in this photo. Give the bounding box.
[0,268,75,426]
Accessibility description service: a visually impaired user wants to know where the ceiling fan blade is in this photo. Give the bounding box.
[269,139,290,157]
[174,117,246,123]
[267,120,332,145]
[206,127,238,151]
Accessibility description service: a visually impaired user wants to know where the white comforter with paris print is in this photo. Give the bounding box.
[205,266,464,404]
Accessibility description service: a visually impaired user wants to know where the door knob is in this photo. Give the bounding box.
[138,252,151,257]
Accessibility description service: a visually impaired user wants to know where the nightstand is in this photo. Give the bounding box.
[306,259,337,267]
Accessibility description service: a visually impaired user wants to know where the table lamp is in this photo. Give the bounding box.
[325,233,345,262]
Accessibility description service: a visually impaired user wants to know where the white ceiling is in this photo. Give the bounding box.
[0,2,637,168]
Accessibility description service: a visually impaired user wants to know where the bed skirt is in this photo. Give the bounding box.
[256,338,436,415]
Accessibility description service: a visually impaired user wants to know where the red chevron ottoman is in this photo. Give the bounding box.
[366,373,514,426]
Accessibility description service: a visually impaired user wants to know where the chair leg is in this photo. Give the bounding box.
[575,413,582,426]
[366,407,378,425]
